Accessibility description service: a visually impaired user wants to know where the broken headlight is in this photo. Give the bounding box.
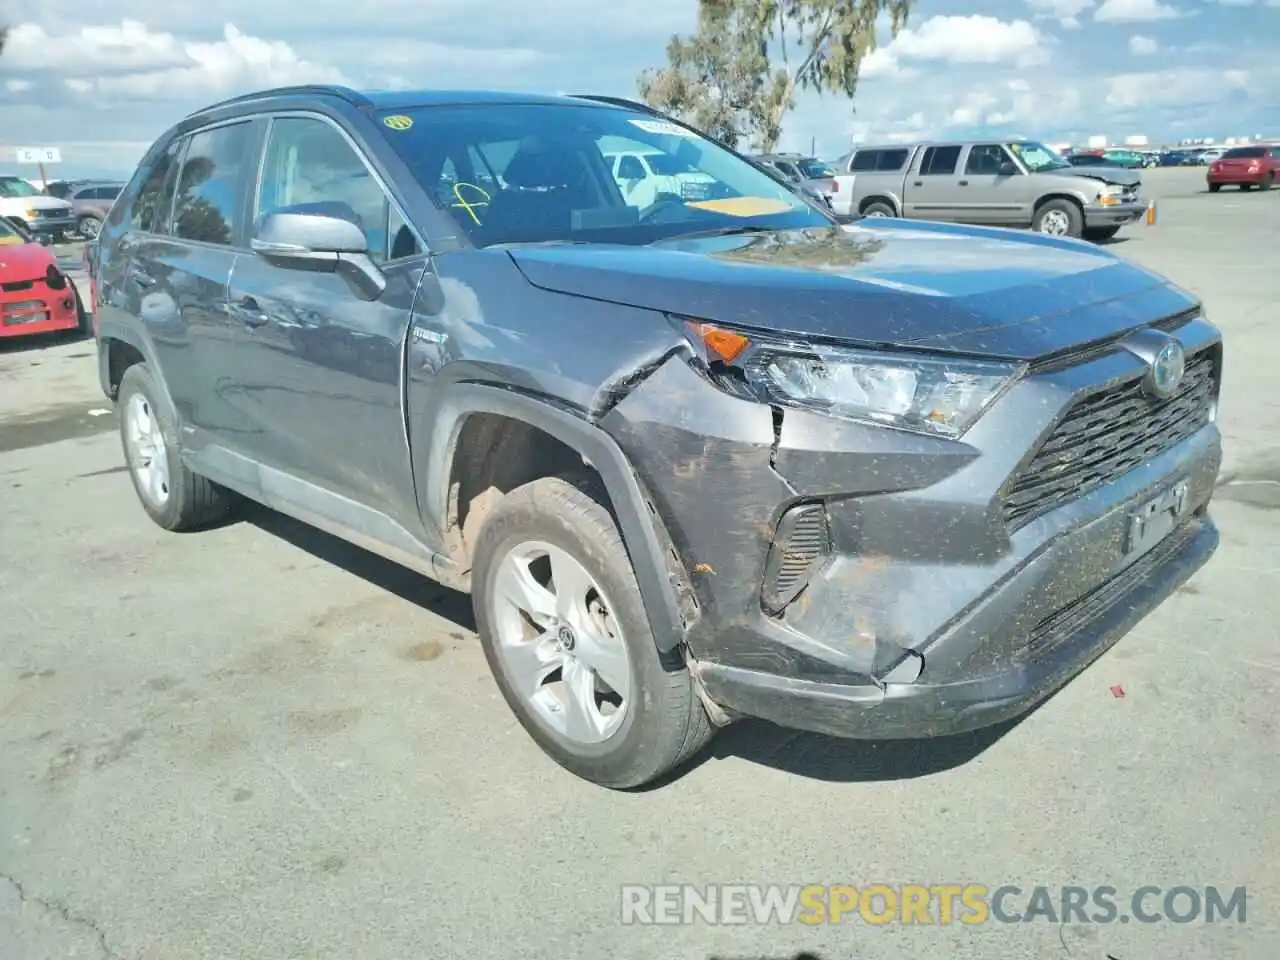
[681,320,1024,439]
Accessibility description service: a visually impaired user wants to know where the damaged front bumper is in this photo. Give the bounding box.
[600,318,1222,740]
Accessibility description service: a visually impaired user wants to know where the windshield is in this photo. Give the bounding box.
[1007,141,1070,173]
[0,217,22,244]
[1223,147,1265,159]
[375,102,828,248]
[0,178,40,198]
[798,158,834,178]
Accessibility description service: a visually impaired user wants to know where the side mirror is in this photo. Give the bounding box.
[251,207,386,301]
[997,161,1019,177]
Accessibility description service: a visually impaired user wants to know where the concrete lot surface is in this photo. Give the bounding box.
[1,167,1277,959]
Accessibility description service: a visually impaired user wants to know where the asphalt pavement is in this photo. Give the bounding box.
[1,166,1277,960]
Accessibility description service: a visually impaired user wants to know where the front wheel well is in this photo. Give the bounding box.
[1034,193,1085,213]
[444,412,613,569]
[105,338,145,398]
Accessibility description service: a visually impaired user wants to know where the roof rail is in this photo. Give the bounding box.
[570,94,664,117]
[183,84,372,120]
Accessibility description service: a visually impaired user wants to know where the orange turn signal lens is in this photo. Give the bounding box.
[686,322,751,364]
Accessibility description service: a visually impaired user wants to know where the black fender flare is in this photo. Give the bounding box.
[95,316,175,413]
[424,383,693,654]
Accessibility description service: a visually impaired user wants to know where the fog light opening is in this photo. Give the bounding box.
[761,501,832,616]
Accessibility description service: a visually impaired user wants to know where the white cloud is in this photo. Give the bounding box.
[4,20,190,72]
[1025,0,1096,25]
[1129,34,1159,54]
[31,23,351,101]
[5,79,34,93]
[1095,0,1182,21]
[867,15,1049,79]
[1106,67,1249,107]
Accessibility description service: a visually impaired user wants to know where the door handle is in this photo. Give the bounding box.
[912,181,923,186]
[233,296,269,328]
[958,180,969,186]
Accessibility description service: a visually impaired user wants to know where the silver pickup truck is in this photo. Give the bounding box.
[830,139,1148,242]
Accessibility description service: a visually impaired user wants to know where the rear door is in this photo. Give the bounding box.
[902,145,963,221]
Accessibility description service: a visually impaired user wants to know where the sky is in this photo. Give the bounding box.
[1,0,1277,180]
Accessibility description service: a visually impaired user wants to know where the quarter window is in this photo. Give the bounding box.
[172,122,254,246]
[850,151,880,172]
[256,116,413,263]
[130,140,184,234]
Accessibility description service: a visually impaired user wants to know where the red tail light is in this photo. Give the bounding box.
[824,180,837,193]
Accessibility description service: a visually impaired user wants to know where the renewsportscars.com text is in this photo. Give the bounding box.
[620,884,1248,926]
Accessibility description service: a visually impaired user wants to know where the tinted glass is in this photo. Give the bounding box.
[965,144,1010,175]
[374,102,825,248]
[0,179,40,197]
[920,145,961,175]
[878,149,909,171]
[256,116,401,262]
[850,151,880,172]
[131,141,184,233]
[173,121,253,246]
[616,155,646,180]
[774,161,801,180]
[1222,147,1265,159]
[99,185,123,200]
[798,158,834,178]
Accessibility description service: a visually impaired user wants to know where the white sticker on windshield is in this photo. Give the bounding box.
[628,118,697,138]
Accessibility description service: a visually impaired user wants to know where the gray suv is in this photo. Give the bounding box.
[87,87,1221,789]
[832,139,1148,241]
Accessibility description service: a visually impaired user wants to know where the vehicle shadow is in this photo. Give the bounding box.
[243,502,476,630]
[710,954,826,960]
[242,501,1021,786]
[0,327,93,354]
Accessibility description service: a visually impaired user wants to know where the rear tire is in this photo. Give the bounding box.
[117,364,235,532]
[1032,199,1084,238]
[1260,174,1273,192]
[861,201,895,218]
[77,215,102,240]
[471,475,714,789]
[1208,183,1221,193]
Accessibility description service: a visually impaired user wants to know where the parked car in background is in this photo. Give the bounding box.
[751,153,837,208]
[64,181,125,238]
[600,144,717,206]
[1206,144,1280,192]
[1098,149,1147,169]
[1198,147,1228,165]
[45,179,98,201]
[89,84,1221,788]
[0,176,76,243]
[0,215,87,340]
[1066,154,1126,167]
[830,139,1145,240]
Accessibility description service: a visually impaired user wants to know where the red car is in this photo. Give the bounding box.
[1207,144,1280,192]
[0,217,86,340]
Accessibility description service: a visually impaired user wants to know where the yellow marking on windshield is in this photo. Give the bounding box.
[451,182,491,225]
[686,197,793,217]
[383,115,414,131]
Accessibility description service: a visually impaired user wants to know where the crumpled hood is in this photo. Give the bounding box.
[1048,165,1142,187]
[9,195,74,214]
[506,221,1194,361]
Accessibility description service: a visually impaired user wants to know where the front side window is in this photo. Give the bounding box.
[965,144,1014,175]
[373,102,826,248]
[173,121,254,246]
[1007,141,1071,173]
[255,116,409,263]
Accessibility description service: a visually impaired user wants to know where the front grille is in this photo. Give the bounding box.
[1003,349,1215,527]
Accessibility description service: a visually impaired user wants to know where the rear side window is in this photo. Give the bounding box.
[851,151,880,172]
[919,146,961,175]
[129,140,184,233]
[173,121,254,246]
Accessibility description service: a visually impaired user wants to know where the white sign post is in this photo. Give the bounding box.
[14,146,62,191]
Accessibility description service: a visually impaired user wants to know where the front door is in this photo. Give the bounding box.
[226,114,427,525]
[957,143,1035,226]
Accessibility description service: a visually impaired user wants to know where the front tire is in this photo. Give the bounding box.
[117,364,235,531]
[471,476,714,789]
[77,215,102,239]
[1032,199,1084,238]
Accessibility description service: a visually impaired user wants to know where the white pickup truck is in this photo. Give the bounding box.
[0,176,77,242]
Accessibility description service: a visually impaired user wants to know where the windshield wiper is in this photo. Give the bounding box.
[657,225,783,242]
